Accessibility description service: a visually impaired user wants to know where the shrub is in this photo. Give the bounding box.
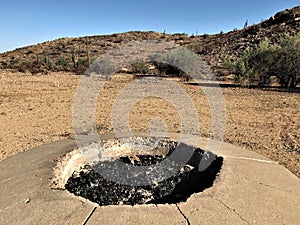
[78,57,87,67]
[203,33,209,39]
[0,60,7,69]
[224,34,300,88]
[176,35,185,41]
[56,57,69,70]
[113,36,123,43]
[18,60,32,73]
[88,57,115,75]
[132,61,149,74]
[224,40,272,86]
[152,47,198,81]
[270,34,300,88]
[9,58,19,68]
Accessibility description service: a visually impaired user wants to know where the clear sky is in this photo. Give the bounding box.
[0,0,299,53]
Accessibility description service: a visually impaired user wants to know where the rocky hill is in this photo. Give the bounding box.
[0,6,299,76]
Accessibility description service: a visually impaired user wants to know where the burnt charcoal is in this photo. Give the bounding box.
[149,157,223,204]
[65,148,223,206]
[118,155,165,166]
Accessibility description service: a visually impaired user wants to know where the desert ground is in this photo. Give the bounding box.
[0,70,299,177]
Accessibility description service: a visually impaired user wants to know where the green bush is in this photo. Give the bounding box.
[270,34,300,88]
[150,47,199,81]
[56,57,69,70]
[9,58,19,67]
[18,60,33,73]
[224,58,249,83]
[132,61,149,74]
[78,57,87,67]
[224,34,300,88]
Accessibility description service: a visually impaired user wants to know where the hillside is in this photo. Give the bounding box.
[0,6,300,76]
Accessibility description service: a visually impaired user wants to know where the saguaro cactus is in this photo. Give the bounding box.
[44,55,52,71]
[85,37,90,66]
[71,47,79,69]
[44,55,50,64]
[36,54,40,64]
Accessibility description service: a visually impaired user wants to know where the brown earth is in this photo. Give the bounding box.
[0,71,299,177]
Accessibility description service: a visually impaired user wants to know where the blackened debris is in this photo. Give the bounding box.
[65,146,223,206]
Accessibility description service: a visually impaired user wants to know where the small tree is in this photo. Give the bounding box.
[270,34,300,88]
[245,39,274,86]
[224,34,300,88]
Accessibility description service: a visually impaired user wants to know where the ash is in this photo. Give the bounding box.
[65,148,223,206]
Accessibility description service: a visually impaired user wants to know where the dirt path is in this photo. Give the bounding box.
[0,71,299,177]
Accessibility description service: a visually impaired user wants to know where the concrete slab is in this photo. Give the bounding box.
[175,195,249,225]
[86,205,186,225]
[218,141,273,161]
[178,148,300,225]
[0,134,299,225]
[0,139,96,225]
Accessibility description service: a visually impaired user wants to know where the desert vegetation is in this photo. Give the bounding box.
[225,33,300,88]
[0,6,299,80]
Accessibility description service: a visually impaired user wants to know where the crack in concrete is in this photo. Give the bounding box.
[241,175,300,196]
[0,198,30,213]
[176,204,191,225]
[223,156,276,164]
[82,207,97,225]
[216,199,250,225]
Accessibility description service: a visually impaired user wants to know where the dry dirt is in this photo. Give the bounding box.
[0,70,299,177]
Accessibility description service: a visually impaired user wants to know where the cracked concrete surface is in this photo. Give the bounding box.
[0,135,299,225]
[215,199,250,225]
[176,204,191,225]
[83,207,97,225]
[86,204,187,225]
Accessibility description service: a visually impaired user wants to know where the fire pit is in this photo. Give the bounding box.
[54,136,223,206]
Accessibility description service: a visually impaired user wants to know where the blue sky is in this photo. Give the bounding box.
[0,0,299,53]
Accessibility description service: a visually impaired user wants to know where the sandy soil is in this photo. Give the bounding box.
[0,70,299,177]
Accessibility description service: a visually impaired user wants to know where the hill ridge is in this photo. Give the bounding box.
[0,6,299,76]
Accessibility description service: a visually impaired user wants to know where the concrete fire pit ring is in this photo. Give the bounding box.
[1,132,299,225]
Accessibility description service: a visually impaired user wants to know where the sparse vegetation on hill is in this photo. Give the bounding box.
[0,6,300,86]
